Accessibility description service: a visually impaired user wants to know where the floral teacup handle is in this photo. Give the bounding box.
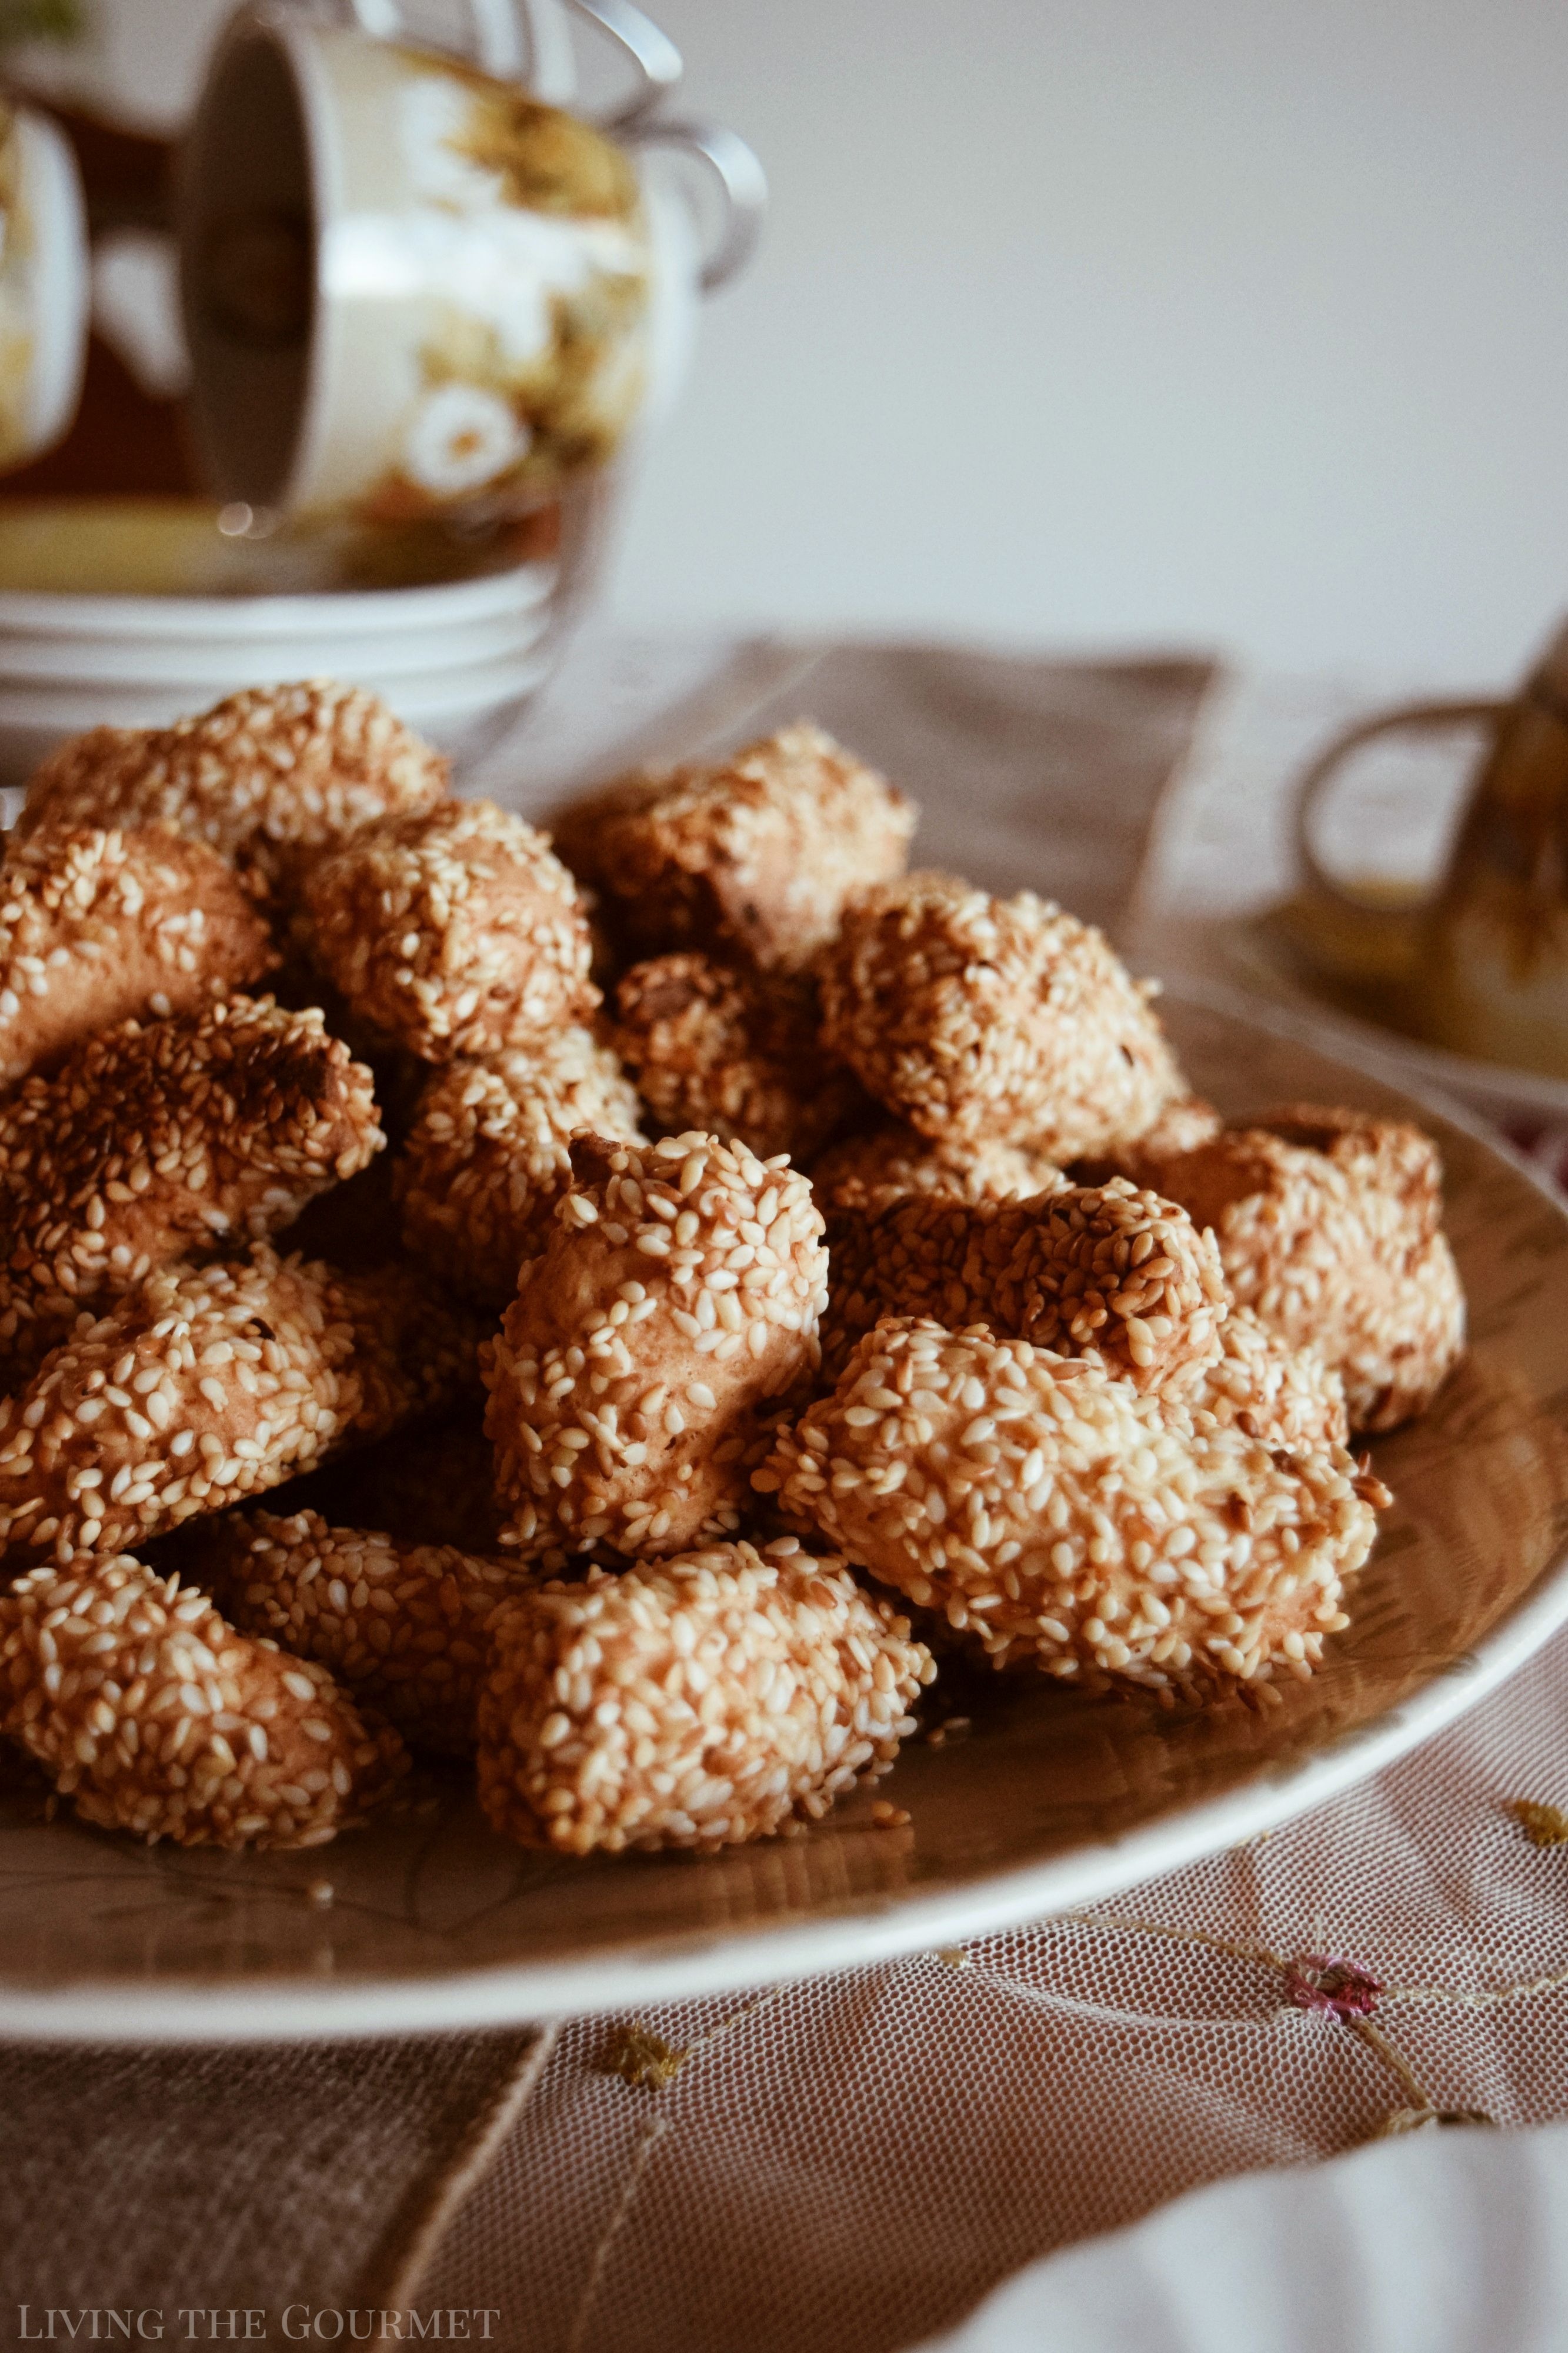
[1292,698,1509,909]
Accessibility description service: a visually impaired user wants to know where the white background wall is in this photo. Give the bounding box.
[24,0,1568,682]
[608,0,1568,684]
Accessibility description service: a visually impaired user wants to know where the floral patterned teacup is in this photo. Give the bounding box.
[0,98,88,475]
[180,6,658,525]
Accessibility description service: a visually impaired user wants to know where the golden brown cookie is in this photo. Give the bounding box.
[1187,1304,1349,1452]
[396,1026,645,1308]
[551,722,916,973]
[0,1552,406,1847]
[476,1538,933,1852]
[1132,1108,1464,1432]
[302,799,597,1062]
[16,681,449,897]
[817,872,1185,1156]
[613,951,865,1163]
[761,1318,1384,1691]
[199,1505,532,1756]
[820,1181,1229,1395]
[0,825,277,1095]
[810,1118,1065,1227]
[0,996,383,1385]
[0,1245,481,1567]
[483,1131,827,1561]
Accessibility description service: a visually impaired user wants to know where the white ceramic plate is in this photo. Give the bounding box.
[0,608,552,688]
[2,994,1567,2041]
[0,645,553,735]
[0,560,557,642]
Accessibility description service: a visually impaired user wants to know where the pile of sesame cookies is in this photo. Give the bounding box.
[0,681,1465,1862]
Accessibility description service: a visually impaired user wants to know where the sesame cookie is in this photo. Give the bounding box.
[16,681,449,898]
[0,1245,481,1567]
[613,951,865,1164]
[0,1552,407,1848]
[0,825,277,1094]
[302,799,597,1063]
[0,997,383,1385]
[761,1318,1385,1691]
[1187,1304,1349,1452]
[1132,1108,1465,1431]
[483,1131,827,1562]
[551,722,916,974]
[476,1537,934,1852]
[810,1118,1065,1228]
[820,1181,1229,1395]
[396,1026,645,1309]
[816,872,1186,1157]
[200,1506,531,1756]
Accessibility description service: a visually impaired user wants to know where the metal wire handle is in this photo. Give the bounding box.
[622,114,767,292]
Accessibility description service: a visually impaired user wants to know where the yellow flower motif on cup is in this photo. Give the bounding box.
[402,382,531,499]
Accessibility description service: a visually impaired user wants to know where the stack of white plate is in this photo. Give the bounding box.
[0,538,560,784]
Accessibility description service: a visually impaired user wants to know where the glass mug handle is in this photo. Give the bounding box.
[345,0,680,116]
[1292,698,1509,909]
[620,116,767,293]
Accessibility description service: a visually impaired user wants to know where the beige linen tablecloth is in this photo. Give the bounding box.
[6,637,1568,2352]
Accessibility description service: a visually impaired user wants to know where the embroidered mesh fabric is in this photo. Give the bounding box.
[416,1621,1568,2353]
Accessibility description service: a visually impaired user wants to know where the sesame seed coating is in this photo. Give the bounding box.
[0,996,384,1386]
[302,799,598,1063]
[396,1026,645,1309]
[0,824,277,1095]
[0,1245,481,1567]
[482,1131,828,1562]
[816,872,1186,1155]
[1189,1304,1349,1452]
[613,951,865,1164]
[16,681,449,898]
[810,1118,1065,1228]
[476,1537,935,1853]
[762,1319,1383,1691]
[0,1552,407,1848]
[1132,1106,1466,1432]
[197,1506,532,1757]
[820,1180,1229,1395]
[551,723,917,974]
[1259,1102,1444,1249]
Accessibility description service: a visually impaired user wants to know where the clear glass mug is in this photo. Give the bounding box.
[1292,622,1568,1076]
